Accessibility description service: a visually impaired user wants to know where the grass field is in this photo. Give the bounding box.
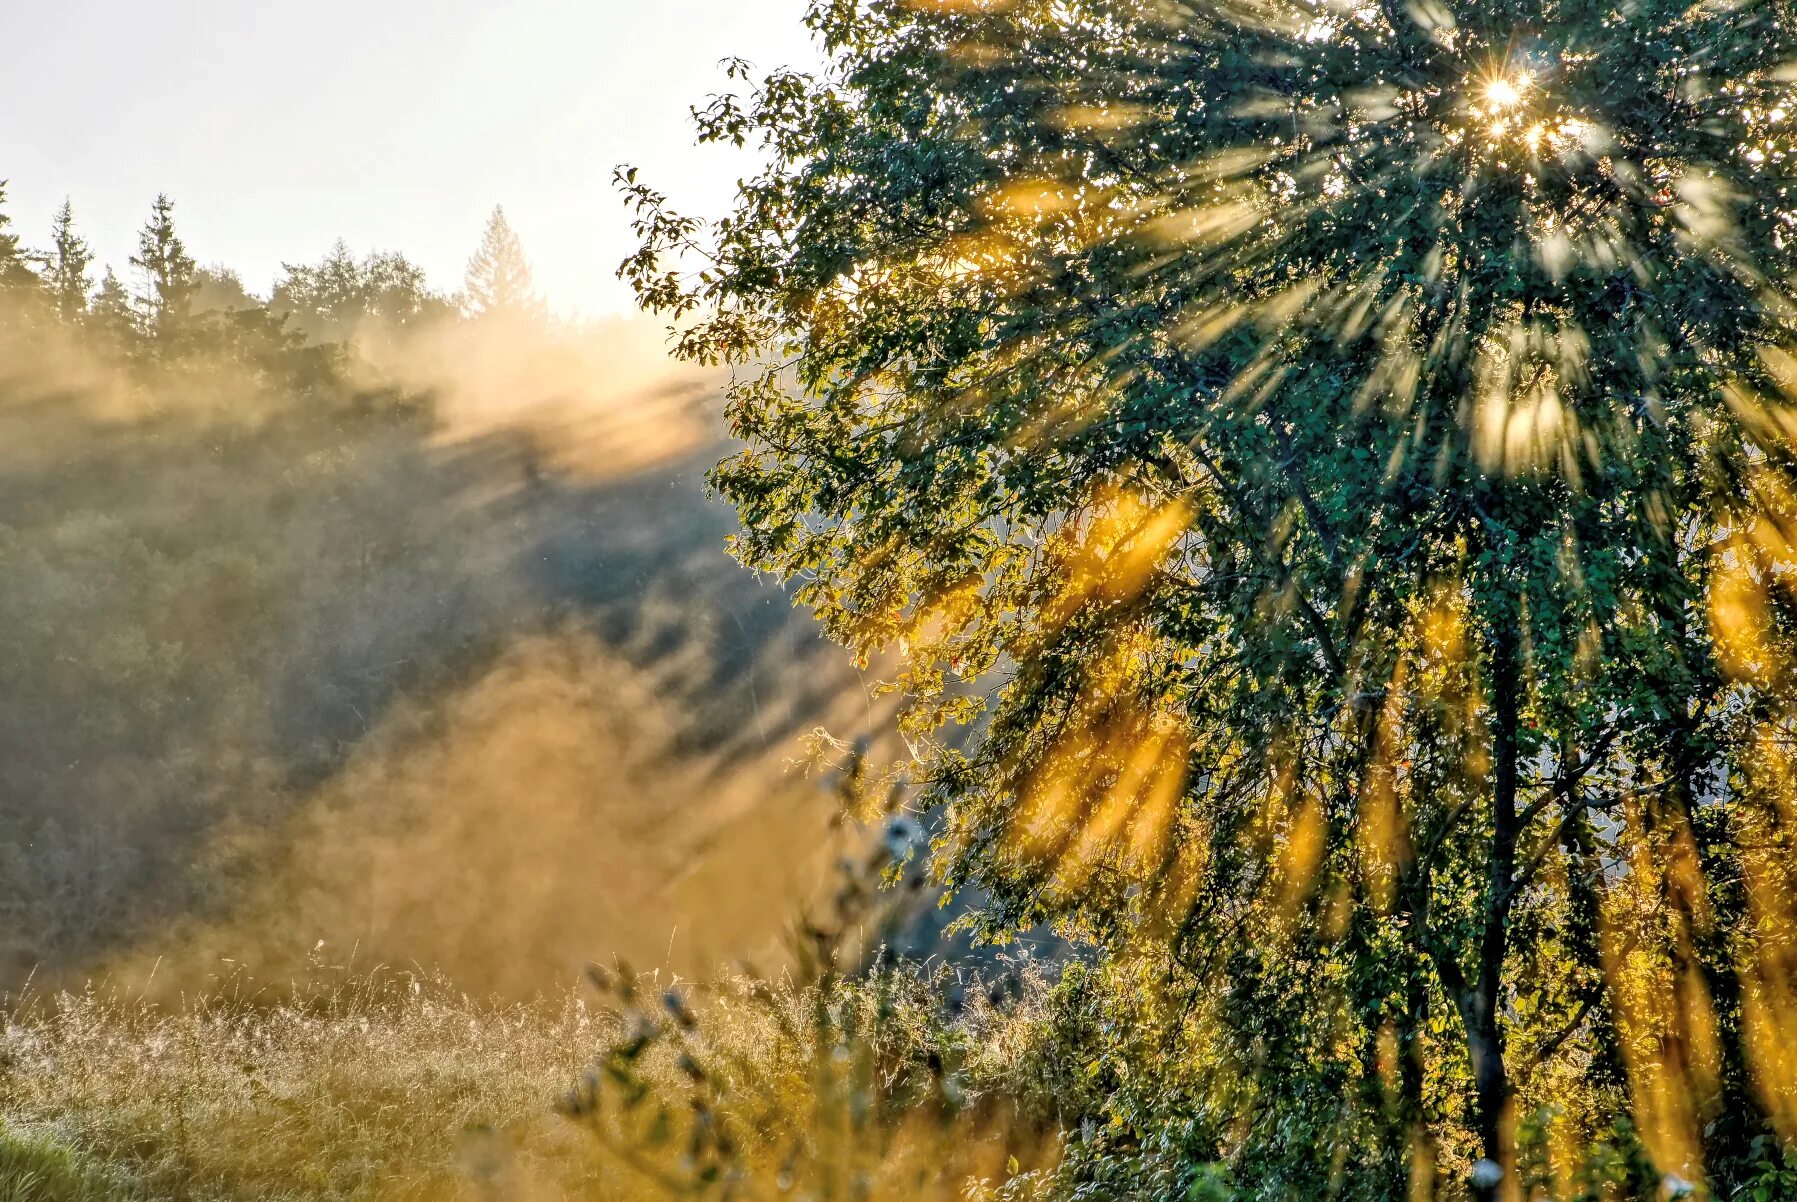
[0,960,1065,1202]
[2,973,610,1201]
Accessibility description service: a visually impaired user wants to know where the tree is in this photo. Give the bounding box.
[43,200,94,321]
[625,0,1797,1195]
[89,266,135,345]
[0,181,41,292]
[192,264,258,314]
[130,193,196,339]
[273,240,443,344]
[358,249,443,329]
[461,205,542,319]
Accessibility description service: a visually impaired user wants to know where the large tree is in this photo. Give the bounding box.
[626,0,1797,1196]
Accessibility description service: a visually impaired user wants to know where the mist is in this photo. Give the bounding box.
[0,276,887,999]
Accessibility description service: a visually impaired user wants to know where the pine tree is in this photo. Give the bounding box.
[89,267,136,345]
[129,194,196,339]
[0,180,40,291]
[44,200,94,321]
[461,205,542,319]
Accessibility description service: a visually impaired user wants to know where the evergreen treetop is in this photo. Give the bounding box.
[45,199,94,320]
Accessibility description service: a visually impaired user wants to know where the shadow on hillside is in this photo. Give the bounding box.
[0,369,886,995]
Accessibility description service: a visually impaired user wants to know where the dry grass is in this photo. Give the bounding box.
[0,961,1067,1202]
[1,970,614,1200]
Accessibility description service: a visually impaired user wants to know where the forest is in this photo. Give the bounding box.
[10,0,1797,1199]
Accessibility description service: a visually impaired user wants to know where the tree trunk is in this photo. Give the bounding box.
[1471,616,1521,1200]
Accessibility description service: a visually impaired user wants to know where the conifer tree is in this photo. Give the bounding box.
[0,181,41,291]
[89,267,137,346]
[461,205,542,319]
[130,194,196,339]
[44,200,94,321]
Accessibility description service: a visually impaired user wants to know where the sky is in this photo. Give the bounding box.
[1,1,820,317]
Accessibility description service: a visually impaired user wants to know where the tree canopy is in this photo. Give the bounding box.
[624,0,1797,1195]
[274,239,445,343]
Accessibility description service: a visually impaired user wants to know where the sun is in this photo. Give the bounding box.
[1484,75,1527,110]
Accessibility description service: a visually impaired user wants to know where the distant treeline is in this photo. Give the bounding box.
[0,182,539,353]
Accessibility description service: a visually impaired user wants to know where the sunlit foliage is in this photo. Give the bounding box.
[625,0,1797,1194]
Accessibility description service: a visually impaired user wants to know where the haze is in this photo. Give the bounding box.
[1,0,818,315]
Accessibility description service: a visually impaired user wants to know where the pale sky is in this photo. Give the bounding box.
[1,1,820,317]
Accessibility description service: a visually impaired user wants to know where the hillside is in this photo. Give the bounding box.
[0,308,891,997]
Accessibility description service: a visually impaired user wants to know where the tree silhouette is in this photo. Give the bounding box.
[130,194,196,339]
[44,200,94,321]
